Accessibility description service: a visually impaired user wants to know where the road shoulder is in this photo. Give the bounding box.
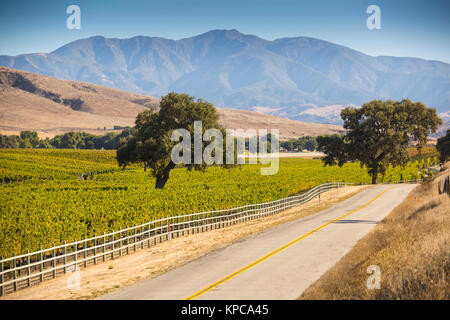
[300,168,449,299]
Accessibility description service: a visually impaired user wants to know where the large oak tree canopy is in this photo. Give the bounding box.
[116,92,236,189]
[317,99,442,184]
[437,129,450,163]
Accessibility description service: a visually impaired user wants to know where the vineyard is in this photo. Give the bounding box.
[0,149,423,259]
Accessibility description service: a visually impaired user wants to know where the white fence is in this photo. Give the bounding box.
[0,180,421,296]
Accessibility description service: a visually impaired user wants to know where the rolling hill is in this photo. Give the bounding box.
[0,67,343,139]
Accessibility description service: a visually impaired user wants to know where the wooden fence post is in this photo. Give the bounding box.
[223,210,226,228]
[12,253,16,292]
[110,233,114,260]
[52,244,56,278]
[159,219,162,243]
[118,229,122,257]
[39,247,43,282]
[73,239,77,267]
[134,224,137,251]
[197,213,200,233]
[63,241,67,274]
[93,235,97,264]
[182,215,185,236]
[174,216,177,238]
[164,218,168,241]
[215,211,218,229]
[141,225,144,249]
[153,219,157,246]
[26,251,30,287]
[102,233,106,262]
[126,227,129,254]
[0,256,3,296]
[188,214,191,233]
[147,221,151,248]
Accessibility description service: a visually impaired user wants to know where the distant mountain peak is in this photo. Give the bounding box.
[203,28,242,35]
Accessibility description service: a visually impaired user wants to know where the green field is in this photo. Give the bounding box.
[0,149,421,258]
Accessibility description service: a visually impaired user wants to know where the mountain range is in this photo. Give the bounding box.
[0,29,449,123]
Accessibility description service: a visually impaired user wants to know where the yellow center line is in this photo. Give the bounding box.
[184,186,395,300]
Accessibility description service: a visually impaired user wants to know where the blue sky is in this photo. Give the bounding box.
[1,0,449,63]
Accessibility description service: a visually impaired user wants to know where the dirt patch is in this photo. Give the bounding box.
[1,186,367,300]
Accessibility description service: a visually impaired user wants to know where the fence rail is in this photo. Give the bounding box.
[0,180,421,296]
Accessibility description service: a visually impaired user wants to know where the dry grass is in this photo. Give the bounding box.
[0,66,343,139]
[1,186,365,300]
[300,165,450,300]
[217,108,343,140]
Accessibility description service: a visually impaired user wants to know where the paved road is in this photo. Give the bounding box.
[99,184,416,300]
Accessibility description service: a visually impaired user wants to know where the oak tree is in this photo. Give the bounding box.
[117,92,236,189]
[436,129,450,163]
[317,99,442,184]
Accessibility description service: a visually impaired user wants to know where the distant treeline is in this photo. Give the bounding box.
[1,130,327,152]
[0,130,345,153]
[0,129,133,150]
[280,136,319,152]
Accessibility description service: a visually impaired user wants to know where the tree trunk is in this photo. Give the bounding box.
[372,172,378,184]
[155,161,176,189]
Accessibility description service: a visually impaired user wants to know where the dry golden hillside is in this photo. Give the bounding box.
[217,108,344,139]
[0,67,343,139]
